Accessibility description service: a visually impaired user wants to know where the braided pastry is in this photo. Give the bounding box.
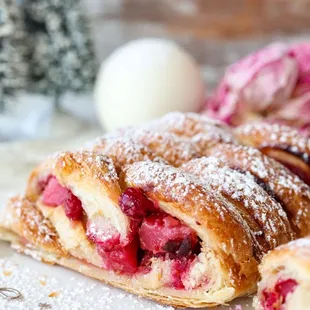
[235,123,310,186]
[92,128,201,167]
[254,237,310,310]
[205,144,310,238]
[181,156,295,256]
[0,112,310,308]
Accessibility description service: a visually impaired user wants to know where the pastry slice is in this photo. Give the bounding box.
[0,153,262,308]
[255,237,310,310]
[234,123,310,186]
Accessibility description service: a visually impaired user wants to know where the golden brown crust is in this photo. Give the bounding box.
[121,161,259,293]
[206,143,310,238]
[0,196,65,256]
[2,112,310,308]
[234,123,310,185]
[145,111,236,141]
[89,136,163,174]
[26,151,121,204]
[93,128,201,167]
[181,157,295,257]
[235,123,310,159]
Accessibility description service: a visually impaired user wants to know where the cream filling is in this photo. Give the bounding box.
[285,284,310,310]
[37,202,103,267]
[67,181,130,241]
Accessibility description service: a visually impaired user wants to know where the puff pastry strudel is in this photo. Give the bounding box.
[0,112,310,308]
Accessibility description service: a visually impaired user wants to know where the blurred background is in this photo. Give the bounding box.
[1,0,310,141]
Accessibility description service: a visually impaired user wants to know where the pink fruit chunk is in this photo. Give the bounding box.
[274,278,298,303]
[64,192,83,221]
[38,175,52,193]
[139,214,198,255]
[97,238,139,274]
[42,176,83,221]
[86,217,120,251]
[262,290,279,310]
[42,176,69,206]
[262,278,298,310]
[119,187,157,219]
[169,257,192,289]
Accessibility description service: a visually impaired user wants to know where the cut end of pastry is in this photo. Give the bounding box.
[255,238,310,310]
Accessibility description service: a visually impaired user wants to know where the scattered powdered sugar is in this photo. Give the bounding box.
[107,128,200,167]
[0,259,174,310]
[90,128,200,167]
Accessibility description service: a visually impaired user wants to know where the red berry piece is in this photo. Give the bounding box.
[139,213,198,255]
[275,278,298,303]
[119,187,156,219]
[262,290,279,310]
[42,176,69,206]
[63,191,83,221]
[42,176,83,221]
[97,238,139,274]
[169,257,192,289]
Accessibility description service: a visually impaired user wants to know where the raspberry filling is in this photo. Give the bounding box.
[262,278,298,310]
[139,213,198,256]
[170,257,194,289]
[97,238,139,274]
[119,187,159,219]
[41,176,83,221]
[40,178,201,285]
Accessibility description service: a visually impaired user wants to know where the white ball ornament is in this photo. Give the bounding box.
[94,38,205,131]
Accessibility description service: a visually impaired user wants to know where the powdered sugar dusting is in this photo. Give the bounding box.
[182,157,294,250]
[143,112,236,147]
[236,123,310,162]
[90,136,164,172]
[0,259,174,310]
[277,236,310,253]
[209,144,310,235]
[143,112,229,136]
[101,128,200,167]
